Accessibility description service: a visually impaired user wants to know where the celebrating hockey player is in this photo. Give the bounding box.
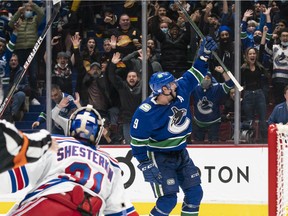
[130,36,218,216]
[0,105,139,216]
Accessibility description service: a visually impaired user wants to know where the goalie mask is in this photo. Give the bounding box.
[149,71,177,95]
[68,105,104,146]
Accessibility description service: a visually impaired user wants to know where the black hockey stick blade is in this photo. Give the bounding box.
[0,2,61,118]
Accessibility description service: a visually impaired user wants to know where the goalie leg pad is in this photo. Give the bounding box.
[182,185,203,214]
[46,185,103,215]
[150,193,177,216]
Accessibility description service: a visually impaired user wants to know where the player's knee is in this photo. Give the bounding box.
[151,194,177,215]
[183,184,203,205]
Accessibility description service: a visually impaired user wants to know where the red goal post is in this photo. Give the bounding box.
[268,124,288,216]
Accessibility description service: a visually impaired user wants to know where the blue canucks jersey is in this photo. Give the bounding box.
[130,59,208,162]
[192,80,234,127]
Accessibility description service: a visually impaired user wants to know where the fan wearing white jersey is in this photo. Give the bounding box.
[0,105,139,216]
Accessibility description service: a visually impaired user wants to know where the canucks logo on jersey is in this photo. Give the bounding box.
[197,96,213,115]
[168,106,190,134]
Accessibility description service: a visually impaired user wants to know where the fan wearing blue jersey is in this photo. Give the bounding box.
[130,37,217,216]
[0,105,139,216]
[192,66,234,143]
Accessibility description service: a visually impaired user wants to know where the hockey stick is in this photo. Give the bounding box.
[175,0,244,92]
[0,1,61,118]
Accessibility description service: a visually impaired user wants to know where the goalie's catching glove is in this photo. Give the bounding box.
[137,160,162,184]
[198,36,218,59]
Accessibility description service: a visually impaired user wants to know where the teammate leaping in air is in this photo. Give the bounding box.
[0,105,139,216]
[130,36,218,216]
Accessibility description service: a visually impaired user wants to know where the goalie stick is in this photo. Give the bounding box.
[0,1,61,118]
[175,0,244,92]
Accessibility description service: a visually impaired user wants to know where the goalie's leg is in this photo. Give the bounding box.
[10,197,82,216]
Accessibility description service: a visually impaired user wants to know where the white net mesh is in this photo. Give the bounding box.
[276,124,288,216]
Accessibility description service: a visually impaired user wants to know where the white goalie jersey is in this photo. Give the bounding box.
[0,135,138,216]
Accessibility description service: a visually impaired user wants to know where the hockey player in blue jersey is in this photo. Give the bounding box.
[192,66,234,143]
[130,36,218,216]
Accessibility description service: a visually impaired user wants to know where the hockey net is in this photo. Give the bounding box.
[268,124,288,216]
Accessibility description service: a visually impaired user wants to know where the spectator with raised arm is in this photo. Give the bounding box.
[122,46,163,78]
[192,66,234,143]
[149,11,192,78]
[265,28,288,104]
[108,14,142,57]
[108,52,142,145]
[31,84,77,135]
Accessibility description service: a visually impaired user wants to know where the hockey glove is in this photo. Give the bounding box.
[198,36,218,59]
[137,160,162,184]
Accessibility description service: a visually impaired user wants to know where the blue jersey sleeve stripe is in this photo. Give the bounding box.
[126,206,137,214]
[8,169,16,193]
[21,166,29,187]
[105,212,123,216]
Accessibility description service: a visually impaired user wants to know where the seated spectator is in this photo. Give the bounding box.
[221,88,245,122]
[31,84,77,135]
[0,27,19,102]
[6,53,30,122]
[192,67,234,143]
[268,85,288,125]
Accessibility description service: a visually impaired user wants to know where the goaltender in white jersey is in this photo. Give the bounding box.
[0,105,139,216]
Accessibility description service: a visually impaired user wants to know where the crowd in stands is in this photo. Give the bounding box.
[0,0,288,144]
